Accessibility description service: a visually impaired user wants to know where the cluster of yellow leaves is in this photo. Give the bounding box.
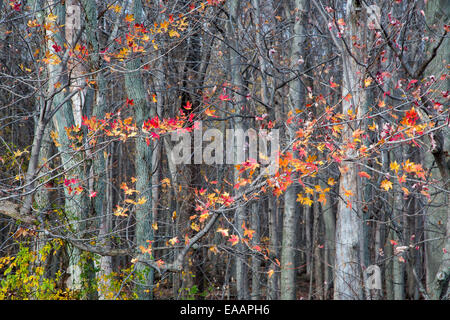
[0,242,72,300]
[297,185,330,207]
[42,50,61,65]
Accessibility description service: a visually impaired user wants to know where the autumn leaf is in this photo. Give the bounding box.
[168,237,179,246]
[268,269,274,279]
[205,108,218,117]
[228,235,239,246]
[218,93,230,101]
[381,179,393,191]
[191,222,200,232]
[125,14,135,23]
[337,18,346,26]
[111,4,122,13]
[342,187,353,198]
[390,161,400,173]
[184,101,192,110]
[216,228,229,237]
[169,29,180,38]
[330,80,339,88]
[209,245,219,254]
[327,177,336,186]
[358,171,371,179]
[47,13,58,22]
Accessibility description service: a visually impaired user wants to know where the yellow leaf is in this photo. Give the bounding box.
[168,237,178,245]
[136,196,147,205]
[209,246,219,254]
[191,222,200,232]
[169,29,180,38]
[111,4,122,13]
[47,13,58,22]
[381,179,393,191]
[390,161,400,173]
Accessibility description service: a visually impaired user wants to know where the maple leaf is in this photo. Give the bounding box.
[242,222,255,240]
[184,101,192,110]
[125,14,134,23]
[398,174,406,184]
[358,171,371,179]
[228,235,239,246]
[302,197,313,207]
[168,237,179,245]
[404,107,418,125]
[390,161,400,173]
[252,245,262,252]
[136,197,147,205]
[406,79,418,90]
[218,93,230,101]
[216,228,229,237]
[268,269,274,279]
[169,29,180,38]
[111,4,122,13]
[381,179,393,191]
[191,222,200,232]
[89,191,98,198]
[330,80,339,88]
[205,108,218,117]
[47,13,58,22]
[342,187,353,198]
[328,177,336,186]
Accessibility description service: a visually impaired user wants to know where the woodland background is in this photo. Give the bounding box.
[0,0,448,300]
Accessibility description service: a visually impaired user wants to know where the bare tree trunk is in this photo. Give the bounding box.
[228,0,249,300]
[333,0,366,300]
[267,196,279,299]
[125,0,155,300]
[251,201,261,300]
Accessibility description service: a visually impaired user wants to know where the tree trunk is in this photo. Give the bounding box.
[333,0,366,300]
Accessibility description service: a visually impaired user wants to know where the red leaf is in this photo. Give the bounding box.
[358,171,371,179]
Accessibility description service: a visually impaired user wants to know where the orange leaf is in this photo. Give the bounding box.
[358,171,371,179]
[205,108,218,117]
[125,14,134,22]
